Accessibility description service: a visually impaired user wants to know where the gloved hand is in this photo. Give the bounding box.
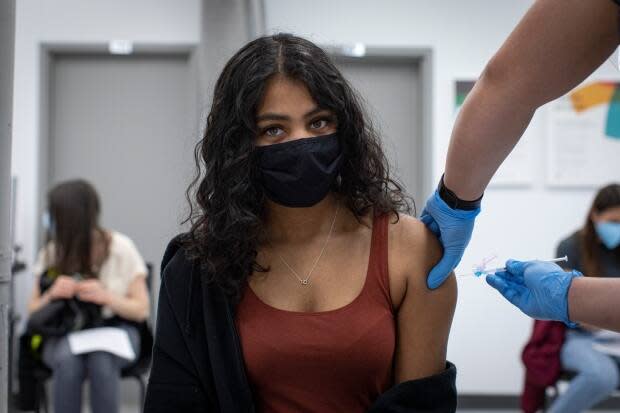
[486,259,582,327]
[420,190,480,289]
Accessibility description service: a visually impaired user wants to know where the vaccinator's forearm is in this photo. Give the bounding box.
[568,277,620,333]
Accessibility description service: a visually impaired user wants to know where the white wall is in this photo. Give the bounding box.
[264,0,620,394]
[11,0,200,331]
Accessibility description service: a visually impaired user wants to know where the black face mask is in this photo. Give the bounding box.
[255,133,343,208]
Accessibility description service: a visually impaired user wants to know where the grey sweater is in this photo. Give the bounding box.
[556,231,620,277]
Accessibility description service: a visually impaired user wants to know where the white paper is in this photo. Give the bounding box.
[592,330,620,357]
[593,329,620,341]
[68,327,136,361]
[593,342,620,358]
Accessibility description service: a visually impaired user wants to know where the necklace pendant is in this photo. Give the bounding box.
[301,279,309,285]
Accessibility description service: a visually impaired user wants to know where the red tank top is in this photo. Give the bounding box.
[235,214,396,412]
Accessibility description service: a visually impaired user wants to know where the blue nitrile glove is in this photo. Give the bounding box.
[420,190,480,289]
[486,260,582,327]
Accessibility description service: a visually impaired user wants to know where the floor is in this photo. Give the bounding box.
[457,405,620,412]
[102,409,617,413]
[84,407,617,413]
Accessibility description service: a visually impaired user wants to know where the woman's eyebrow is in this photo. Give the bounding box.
[256,107,329,123]
[303,107,326,118]
[256,113,289,122]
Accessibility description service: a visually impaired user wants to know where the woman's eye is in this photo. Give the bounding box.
[264,127,283,137]
[310,118,329,129]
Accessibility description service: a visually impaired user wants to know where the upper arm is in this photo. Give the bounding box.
[126,275,150,314]
[122,235,148,278]
[119,234,150,305]
[484,0,619,108]
[390,215,457,383]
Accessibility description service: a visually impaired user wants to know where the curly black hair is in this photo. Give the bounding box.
[184,33,413,300]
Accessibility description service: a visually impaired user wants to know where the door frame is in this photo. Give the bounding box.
[37,42,199,247]
[325,46,433,212]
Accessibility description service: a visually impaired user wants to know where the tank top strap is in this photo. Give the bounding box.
[364,213,393,312]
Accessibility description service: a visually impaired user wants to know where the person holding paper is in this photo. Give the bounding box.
[27,179,150,413]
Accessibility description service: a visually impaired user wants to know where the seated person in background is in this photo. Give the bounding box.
[547,183,620,413]
[28,179,149,413]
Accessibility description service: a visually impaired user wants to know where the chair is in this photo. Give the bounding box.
[31,263,154,413]
[119,262,154,404]
[544,369,620,411]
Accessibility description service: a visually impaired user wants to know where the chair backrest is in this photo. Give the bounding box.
[145,262,154,325]
[121,262,154,376]
[145,262,153,290]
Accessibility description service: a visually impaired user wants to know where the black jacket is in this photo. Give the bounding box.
[144,235,457,413]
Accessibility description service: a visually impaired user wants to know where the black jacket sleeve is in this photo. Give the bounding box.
[366,362,457,413]
[143,240,212,412]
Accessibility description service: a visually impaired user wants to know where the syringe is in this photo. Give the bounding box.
[457,255,568,278]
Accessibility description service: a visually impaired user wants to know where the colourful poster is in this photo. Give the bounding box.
[569,81,620,140]
[547,81,620,187]
[455,80,476,110]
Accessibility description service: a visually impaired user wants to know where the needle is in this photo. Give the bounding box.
[457,256,568,278]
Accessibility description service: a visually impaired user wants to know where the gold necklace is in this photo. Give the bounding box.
[273,205,340,286]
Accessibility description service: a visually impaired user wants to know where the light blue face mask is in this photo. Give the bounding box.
[595,221,620,250]
[42,210,55,236]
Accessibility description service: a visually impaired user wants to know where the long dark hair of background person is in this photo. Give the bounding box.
[581,183,620,276]
[46,179,107,277]
[184,33,412,300]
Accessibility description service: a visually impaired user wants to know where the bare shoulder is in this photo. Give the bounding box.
[387,213,457,382]
[387,212,457,309]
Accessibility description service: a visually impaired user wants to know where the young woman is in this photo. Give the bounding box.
[144,34,457,412]
[28,179,150,413]
[547,183,620,413]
